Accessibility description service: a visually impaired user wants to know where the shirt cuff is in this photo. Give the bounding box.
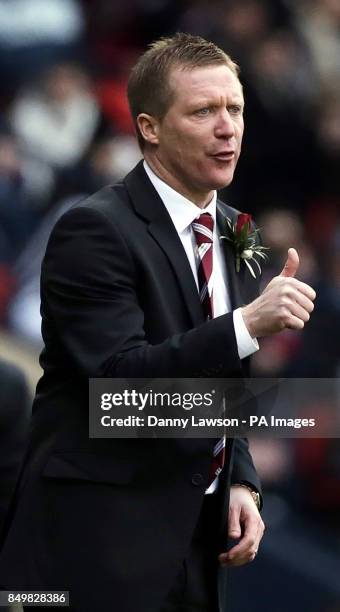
[233,307,259,360]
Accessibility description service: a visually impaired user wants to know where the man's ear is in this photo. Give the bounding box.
[137,113,160,146]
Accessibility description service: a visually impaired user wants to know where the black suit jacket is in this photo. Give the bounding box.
[0,162,261,612]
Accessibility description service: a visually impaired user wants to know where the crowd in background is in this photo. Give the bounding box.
[0,1,340,610]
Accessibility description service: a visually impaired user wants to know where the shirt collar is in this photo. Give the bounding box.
[143,160,217,234]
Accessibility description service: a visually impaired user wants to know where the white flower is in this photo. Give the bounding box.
[241,249,253,260]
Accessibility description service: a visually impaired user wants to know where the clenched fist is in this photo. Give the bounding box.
[241,248,316,338]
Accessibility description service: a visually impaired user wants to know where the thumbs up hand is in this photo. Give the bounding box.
[241,248,316,338]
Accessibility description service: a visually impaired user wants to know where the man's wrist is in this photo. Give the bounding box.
[231,483,261,510]
[233,308,259,360]
[240,304,256,338]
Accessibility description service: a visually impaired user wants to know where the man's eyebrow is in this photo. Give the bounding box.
[192,95,243,103]
[188,94,244,109]
[219,96,244,106]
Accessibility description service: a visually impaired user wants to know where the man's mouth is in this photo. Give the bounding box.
[211,151,235,162]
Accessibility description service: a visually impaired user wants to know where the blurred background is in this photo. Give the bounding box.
[0,0,339,611]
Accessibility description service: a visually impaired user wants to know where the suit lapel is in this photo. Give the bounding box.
[217,199,260,308]
[124,162,204,327]
[216,202,245,309]
[148,220,205,327]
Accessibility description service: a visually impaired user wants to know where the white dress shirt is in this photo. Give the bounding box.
[143,160,259,359]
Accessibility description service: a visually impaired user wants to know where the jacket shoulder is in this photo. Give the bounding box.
[49,182,133,239]
[71,182,130,221]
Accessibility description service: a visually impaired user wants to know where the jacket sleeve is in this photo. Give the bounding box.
[231,438,263,509]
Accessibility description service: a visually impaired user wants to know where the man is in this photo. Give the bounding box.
[0,34,316,611]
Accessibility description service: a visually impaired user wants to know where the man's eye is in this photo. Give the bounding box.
[229,105,242,115]
[196,107,211,116]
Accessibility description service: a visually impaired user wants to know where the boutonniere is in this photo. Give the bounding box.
[220,213,269,278]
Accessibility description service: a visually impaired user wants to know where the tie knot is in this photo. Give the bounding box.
[192,213,214,245]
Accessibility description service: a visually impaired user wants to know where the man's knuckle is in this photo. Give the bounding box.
[286,287,296,299]
[279,309,290,324]
[278,305,288,318]
[280,296,290,307]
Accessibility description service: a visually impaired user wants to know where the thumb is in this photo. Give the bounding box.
[280,247,299,278]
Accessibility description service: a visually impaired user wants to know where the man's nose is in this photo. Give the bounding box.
[214,109,235,139]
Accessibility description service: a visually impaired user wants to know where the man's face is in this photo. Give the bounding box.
[148,64,244,204]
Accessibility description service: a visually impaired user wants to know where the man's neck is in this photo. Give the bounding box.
[144,154,214,209]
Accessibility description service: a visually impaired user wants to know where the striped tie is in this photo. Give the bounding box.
[192,213,225,487]
[192,213,214,320]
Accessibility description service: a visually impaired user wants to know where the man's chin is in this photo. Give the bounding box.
[209,170,235,191]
